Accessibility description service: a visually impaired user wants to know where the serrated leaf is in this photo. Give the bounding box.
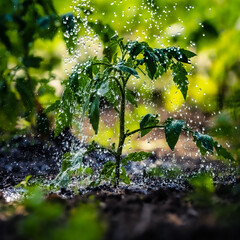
[165,119,185,151]
[120,167,130,184]
[214,141,234,161]
[127,41,145,57]
[126,89,137,107]
[122,151,152,165]
[171,62,189,100]
[193,132,214,155]
[180,49,196,58]
[116,61,139,78]
[140,114,159,137]
[162,47,189,64]
[89,96,100,134]
[153,48,171,70]
[43,100,60,113]
[144,48,159,79]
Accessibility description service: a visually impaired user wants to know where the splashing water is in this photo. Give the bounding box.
[51,0,236,191]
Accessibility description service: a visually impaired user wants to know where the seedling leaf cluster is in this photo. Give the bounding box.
[47,35,234,187]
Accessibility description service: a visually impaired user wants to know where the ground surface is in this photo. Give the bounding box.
[0,134,240,240]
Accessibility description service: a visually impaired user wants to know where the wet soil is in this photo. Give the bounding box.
[0,134,240,240]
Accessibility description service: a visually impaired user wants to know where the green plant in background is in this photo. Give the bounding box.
[18,187,105,240]
[0,0,77,139]
[188,173,215,206]
[47,35,234,187]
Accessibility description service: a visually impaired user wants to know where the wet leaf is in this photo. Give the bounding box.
[193,132,214,155]
[171,62,189,100]
[61,153,72,172]
[101,161,115,179]
[127,41,146,57]
[165,118,185,151]
[89,96,100,134]
[214,141,234,161]
[120,167,130,184]
[116,61,139,78]
[69,72,79,92]
[97,81,109,96]
[55,111,73,138]
[144,48,159,79]
[140,114,159,137]
[122,151,152,165]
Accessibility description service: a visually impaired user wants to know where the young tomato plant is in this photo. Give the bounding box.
[47,35,234,187]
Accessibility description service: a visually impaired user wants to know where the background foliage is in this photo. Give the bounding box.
[0,0,239,158]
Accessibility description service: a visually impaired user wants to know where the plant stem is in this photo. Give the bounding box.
[115,81,126,187]
[126,125,165,137]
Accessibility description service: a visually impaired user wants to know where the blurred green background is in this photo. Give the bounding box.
[0,0,239,159]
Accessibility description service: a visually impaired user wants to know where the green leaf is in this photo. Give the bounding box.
[116,61,139,78]
[193,132,214,155]
[153,48,171,70]
[144,48,159,79]
[180,49,196,58]
[165,118,185,151]
[189,173,214,193]
[213,141,234,161]
[69,72,79,92]
[61,153,72,172]
[89,96,100,134]
[122,151,152,165]
[140,114,159,137]
[171,62,189,100]
[100,161,115,179]
[127,41,146,58]
[97,81,109,96]
[55,111,73,137]
[44,100,60,113]
[126,89,137,107]
[120,167,130,184]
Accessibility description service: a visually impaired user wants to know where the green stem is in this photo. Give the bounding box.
[126,125,165,137]
[115,81,126,187]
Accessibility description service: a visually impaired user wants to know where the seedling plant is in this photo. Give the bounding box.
[46,35,234,188]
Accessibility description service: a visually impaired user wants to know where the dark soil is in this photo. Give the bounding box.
[0,134,240,240]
